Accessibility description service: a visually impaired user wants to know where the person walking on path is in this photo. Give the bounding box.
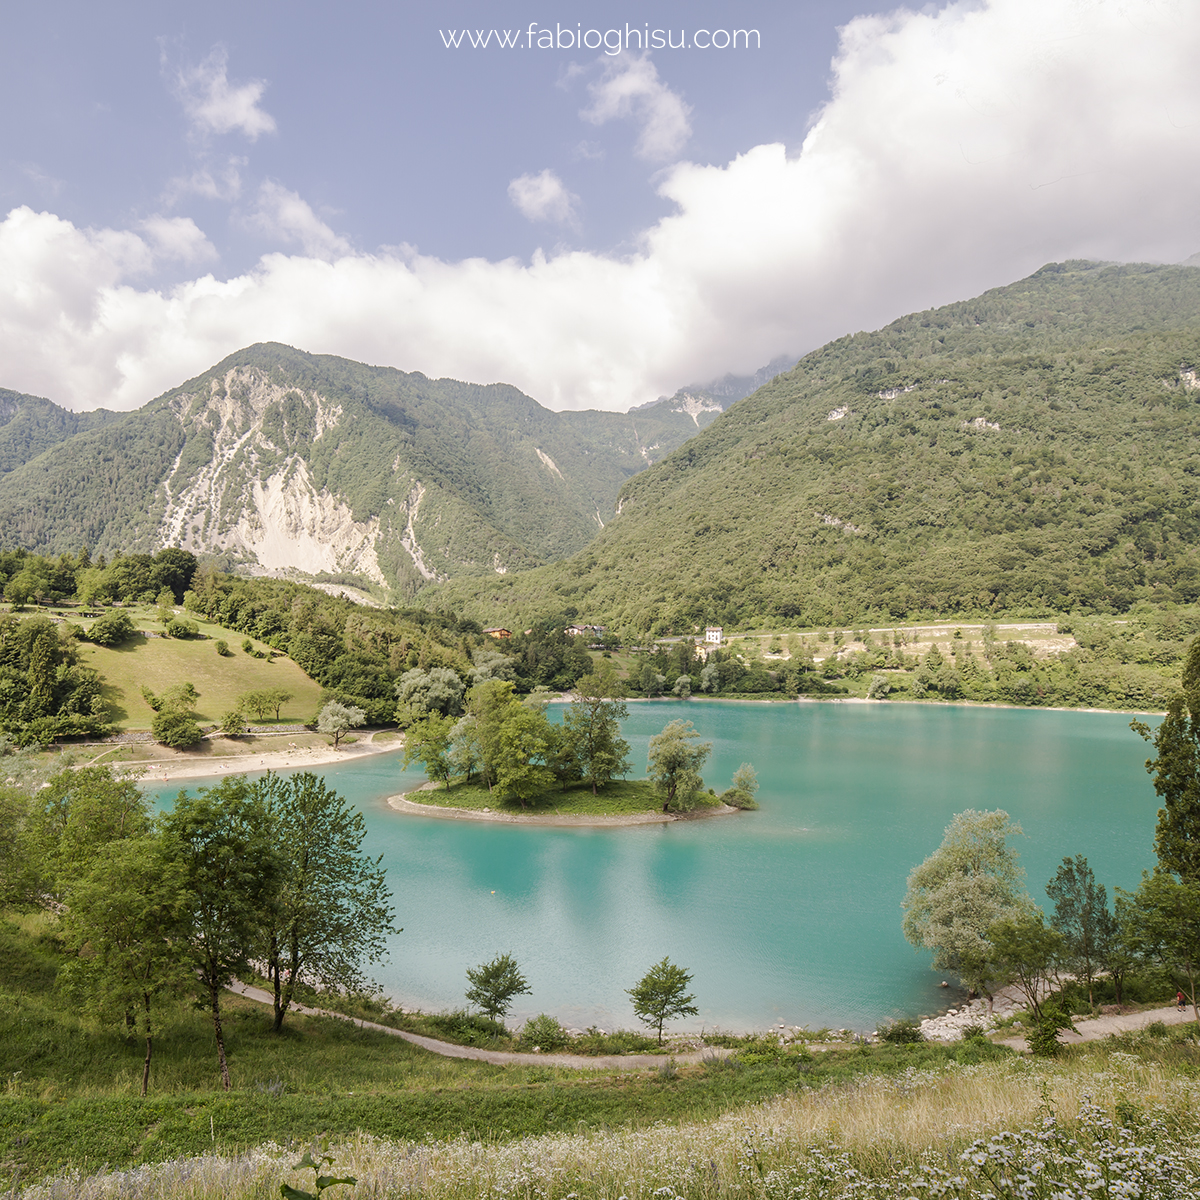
[1178,990,1187,1012]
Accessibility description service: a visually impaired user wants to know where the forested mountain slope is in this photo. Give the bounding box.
[0,346,715,596]
[425,261,1200,634]
[0,389,118,476]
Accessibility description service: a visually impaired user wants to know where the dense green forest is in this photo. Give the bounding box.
[0,388,119,476]
[427,261,1200,634]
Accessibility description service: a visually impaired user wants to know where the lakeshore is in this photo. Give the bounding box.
[125,729,401,783]
[387,789,740,826]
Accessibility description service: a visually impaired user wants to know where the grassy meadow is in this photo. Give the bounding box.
[401,777,711,816]
[66,605,324,729]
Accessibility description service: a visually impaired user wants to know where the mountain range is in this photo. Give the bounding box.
[5,261,1200,632]
[0,347,745,598]
[424,260,1200,633]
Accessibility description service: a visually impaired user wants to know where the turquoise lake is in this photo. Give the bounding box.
[144,700,1162,1034]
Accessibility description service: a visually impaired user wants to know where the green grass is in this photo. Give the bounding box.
[403,777,723,817]
[73,606,324,728]
[1,910,1014,1186]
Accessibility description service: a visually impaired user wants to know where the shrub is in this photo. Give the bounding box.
[720,787,760,810]
[87,611,136,646]
[215,639,230,656]
[151,709,204,748]
[422,1009,510,1045]
[520,1013,570,1051]
[1028,1006,1076,1057]
[220,710,248,737]
[879,1017,925,1043]
[165,617,199,639]
[242,638,254,653]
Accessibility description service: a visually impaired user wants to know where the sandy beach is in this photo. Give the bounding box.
[128,730,402,784]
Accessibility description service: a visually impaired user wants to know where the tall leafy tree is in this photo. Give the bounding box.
[403,713,456,789]
[1132,636,1200,882]
[627,957,698,1044]
[1119,869,1200,1023]
[495,704,557,807]
[257,772,397,1032]
[647,719,712,812]
[563,669,630,794]
[317,701,366,749]
[59,833,191,1095]
[987,910,1065,1022]
[1045,854,1117,1006]
[902,809,1031,1004]
[161,777,281,1090]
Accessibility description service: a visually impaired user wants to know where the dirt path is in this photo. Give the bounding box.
[228,982,726,1070]
[995,1003,1196,1052]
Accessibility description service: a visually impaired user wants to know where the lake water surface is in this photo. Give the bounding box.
[145,700,1161,1033]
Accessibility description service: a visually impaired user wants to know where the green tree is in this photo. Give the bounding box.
[403,713,456,789]
[562,669,630,794]
[221,710,249,737]
[1046,855,1117,1007]
[448,714,481,784]
[1133,637,1200,882]
[59,833,191,1094]
[87,610,136,646]
[1119,869,1200,1024]
[647,719,712,813]
[672,674,692,699]
[465,952,531,1021]
[394,667,465,725]
[494,703,557,807]
[257,772,397,1032]
[902,809,1031,1004]
[627,957,698,1044]
[239,689,275,722]
[152,709,204,748]
[466,680,520,790]
[267,688,294,720]
[987,910,1065,1022]
[160,778,281,1090]
[317,701,366,749]
[722,762,760,810]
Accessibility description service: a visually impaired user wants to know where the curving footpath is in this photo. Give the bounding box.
[994,1002,1197,1052]
[228,981,727,1070]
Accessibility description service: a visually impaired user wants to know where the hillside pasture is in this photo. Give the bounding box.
[73,607,323,729]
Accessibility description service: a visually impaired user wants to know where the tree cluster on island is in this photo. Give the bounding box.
[400,662,759,814]
[902,636,1200,1052]
[0,765,396,1094]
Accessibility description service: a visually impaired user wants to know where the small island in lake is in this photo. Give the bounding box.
[398,691,761,823]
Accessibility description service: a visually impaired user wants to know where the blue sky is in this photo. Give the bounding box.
[2,0,1198,412]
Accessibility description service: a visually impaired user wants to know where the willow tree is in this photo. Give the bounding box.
[902,809,1031,1004]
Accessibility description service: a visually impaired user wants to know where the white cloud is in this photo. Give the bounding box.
[2,0,1200,413]
[244,182,352,261]
[138,216,217,264]
[579,54,692,161]
[508,170,580,225]
[172,47,277,141]
[162,157,245,206]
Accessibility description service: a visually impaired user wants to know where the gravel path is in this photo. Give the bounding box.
[994,1002,1197,1052]
[228,981,726,1070]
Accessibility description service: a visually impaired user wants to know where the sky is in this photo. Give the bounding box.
[2,0,1199,413]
